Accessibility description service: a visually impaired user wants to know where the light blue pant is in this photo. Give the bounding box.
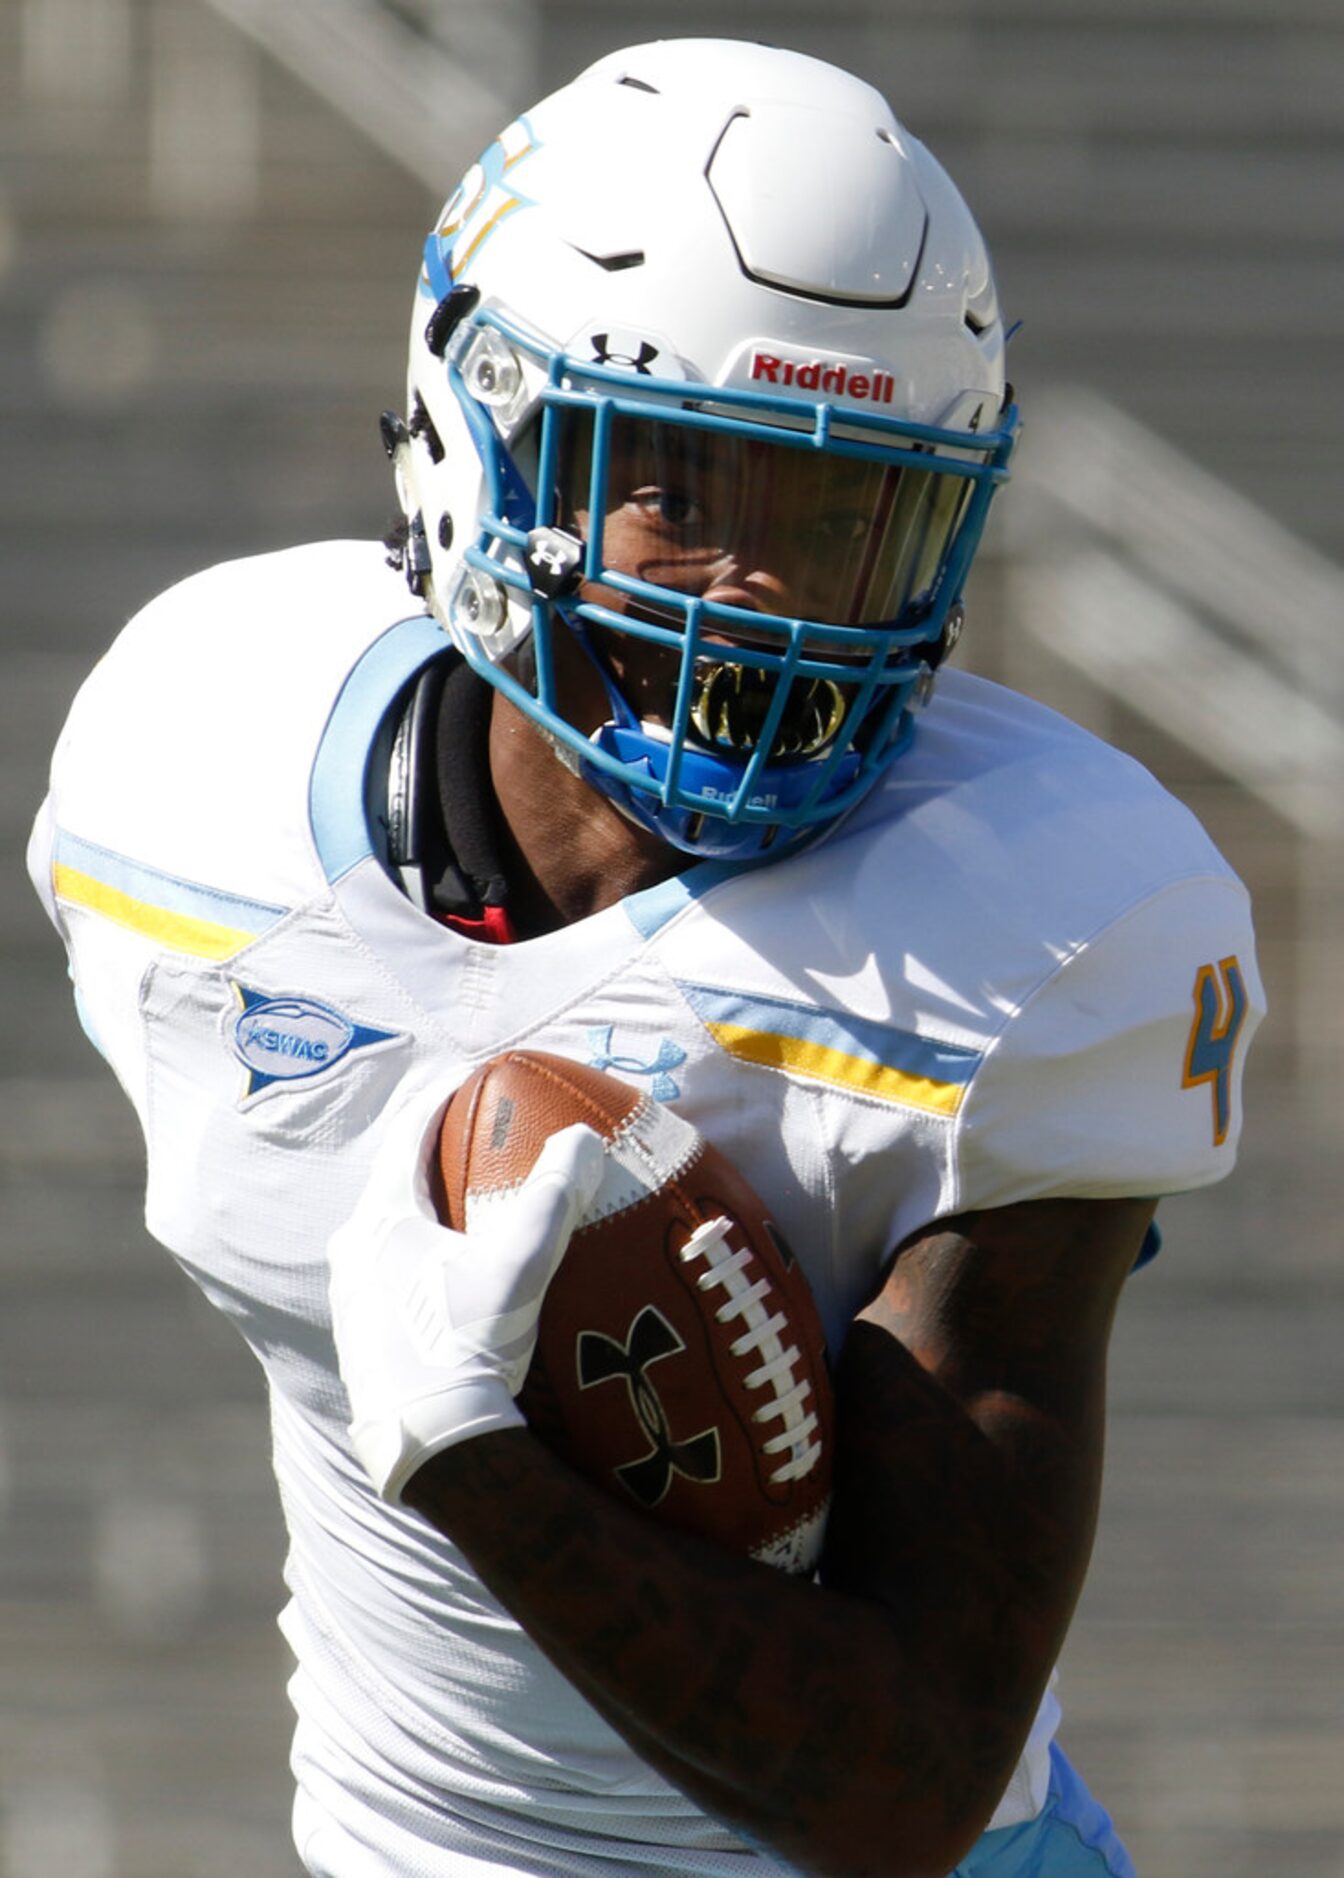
[953,1745,1136,1877]
[295,1740,1133,1876]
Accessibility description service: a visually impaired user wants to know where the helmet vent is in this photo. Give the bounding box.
[409,396,445,465]
[572,245,646,273]
[965,278,1000,338]
[617,75,660,93]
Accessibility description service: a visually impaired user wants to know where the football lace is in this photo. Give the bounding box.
[679,1217,822,1485]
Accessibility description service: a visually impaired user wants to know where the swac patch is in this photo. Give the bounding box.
[230,984,401,1098]
[1182,956,1249,1147]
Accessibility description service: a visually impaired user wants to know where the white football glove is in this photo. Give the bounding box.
[328,1085,605,1503]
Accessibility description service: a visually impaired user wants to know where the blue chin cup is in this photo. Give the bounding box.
[584,721,871,861]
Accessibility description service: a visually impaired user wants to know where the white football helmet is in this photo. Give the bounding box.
[388,38,1018,861]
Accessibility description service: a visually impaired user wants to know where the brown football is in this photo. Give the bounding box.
[435,1051,833,1573]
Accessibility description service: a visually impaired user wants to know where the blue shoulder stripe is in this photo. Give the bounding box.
[622,862,748,939]
[679,981,982,1115]
[52,830,286,960]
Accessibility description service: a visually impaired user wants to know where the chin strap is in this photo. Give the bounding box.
[439,903,518,945]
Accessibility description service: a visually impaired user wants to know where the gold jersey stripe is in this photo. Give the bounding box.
[704,1020,968,1116]
[53,864,257,961]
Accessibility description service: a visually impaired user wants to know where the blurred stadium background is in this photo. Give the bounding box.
[1,1,1340,1872]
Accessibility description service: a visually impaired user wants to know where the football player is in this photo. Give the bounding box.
[30,39,1262,1878]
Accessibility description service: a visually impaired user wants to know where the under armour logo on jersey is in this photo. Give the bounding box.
[577,1307,721,1508]
[590,333,660,374]
[1182,956,1248,1146]
[586,1026,686,1101]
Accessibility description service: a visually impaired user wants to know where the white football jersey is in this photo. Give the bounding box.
[29,541,1262,1876]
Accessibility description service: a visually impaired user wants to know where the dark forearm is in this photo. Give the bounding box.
[405,1195,1151,1874]
[401,1241,1128,1878]
[406,1427,977,1878]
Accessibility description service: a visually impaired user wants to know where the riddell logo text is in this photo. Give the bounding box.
[751,354,896,405]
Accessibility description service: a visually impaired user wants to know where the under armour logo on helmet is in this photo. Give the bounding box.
[525,527,583,598]
[590,333,660,374]
[576,1306,721,1508]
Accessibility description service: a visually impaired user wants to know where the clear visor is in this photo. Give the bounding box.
[558,408,984,632]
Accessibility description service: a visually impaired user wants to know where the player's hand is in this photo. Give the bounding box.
[328,1086,605,1503]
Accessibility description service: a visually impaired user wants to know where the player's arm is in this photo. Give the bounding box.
[397,1190,1153,1878]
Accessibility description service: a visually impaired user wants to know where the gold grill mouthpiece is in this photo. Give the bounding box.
[689,661,847,758]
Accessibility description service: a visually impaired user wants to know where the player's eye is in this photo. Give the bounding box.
[631,486,706,529]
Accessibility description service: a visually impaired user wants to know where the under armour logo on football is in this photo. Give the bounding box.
[590,333,659,374]
[577,1306,721,1508]
[586,1027,685,1102]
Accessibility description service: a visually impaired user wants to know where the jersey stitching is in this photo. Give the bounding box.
[974,870,1253,1070]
